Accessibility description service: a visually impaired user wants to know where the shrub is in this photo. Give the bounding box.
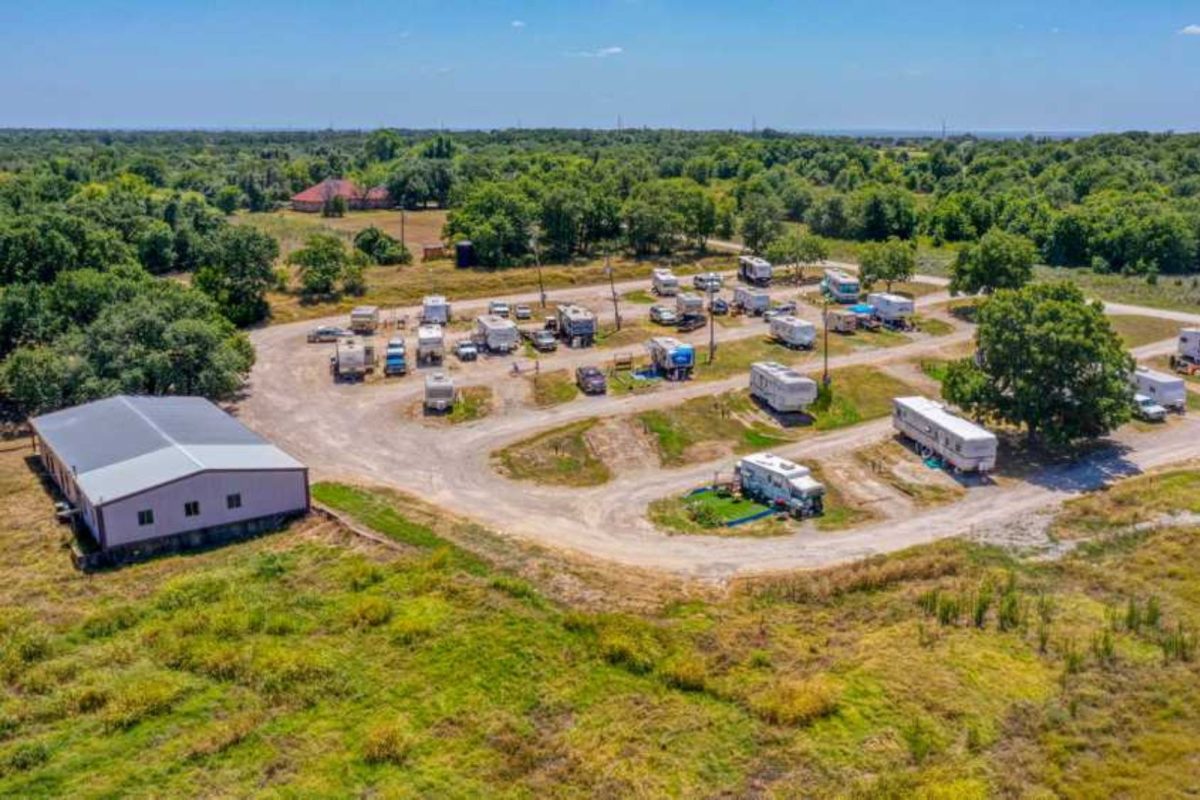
[489,576,542,604]
[1,740,49,774]
[101,681,186,731]
[749,677,840,726]
[80,605,140,639]
[347,596,393,629]
[659,652,708,692]
[363,721,415,765]
[339,560,384,591]
[155,575,229,611]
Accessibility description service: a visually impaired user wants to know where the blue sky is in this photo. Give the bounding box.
[2,1,1200,131]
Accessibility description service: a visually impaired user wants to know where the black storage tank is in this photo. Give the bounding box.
[455,240,475,268]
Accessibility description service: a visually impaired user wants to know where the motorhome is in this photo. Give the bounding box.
[749,362,819,413]
[1171,328,1200,376]
[350,305,380,334]
[652,267,680,296]
[417,324,445,365]
[1132,367,1187,412]
[822,269,861,304]
[733,286,771,316]
[421,295,450,325]
[734,452,825,518]
[424,372,455,412]
[892,396,997,473]
[646,336,695,381]
[769,316,817,349]
[556,304,597,347]
[475,315,520,354]
[866,292,915,327]
[383,336,407,376]
[738,255,773,286]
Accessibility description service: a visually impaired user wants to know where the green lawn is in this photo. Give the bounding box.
[446,386,493,424]
[1106,314,1186,349]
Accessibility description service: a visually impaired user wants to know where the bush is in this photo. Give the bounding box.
[81,605,140,639]
[363,721,415,765]
[749,676,840,726]
[347,596,393,629]
[1,741,49,774]
[659,652,708,692]
[101,680,186,731]
[155,575,229,611]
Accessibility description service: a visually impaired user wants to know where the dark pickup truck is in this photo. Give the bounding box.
[575,365,608,394]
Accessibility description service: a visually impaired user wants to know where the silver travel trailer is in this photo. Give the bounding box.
[738,255,773,286]
[423,372,455,412]
[1171,328,1200,376]
[1132,367,1187,412]
[556,304,597,347]
[892,396,998,473]
[866,292,915,327]
[769,315,817,349]
[421,295,451,325]
[822,269,861,304]
[350,305,380,334]
[749,361,819,413]
[417,323,445,365]
[734,452,825,518]
[651,267,680,296]
[676,292,705,318]
[332,336,373,381]
[475,314,520,354]
[733,286,771,316]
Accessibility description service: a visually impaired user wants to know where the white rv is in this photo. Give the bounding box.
[734,452,825,518]
[676,292,705,318]
[417,324,445,365]
[750,362,819,413]
[822,269,861,304]
[769,316,817,349]
[866,292,915,326]
[332,336,374,381]
[1172,328,1200,376]
[475,315,520,354]
[424,372,455,412]
[350,305,380,334]
[738,255,773,286]
[892,396,997,473]
[651,268,680,296]
[733,286,771,316]
[422,295,450,325]
[1132,367,1187,412]
[646,336,695,380]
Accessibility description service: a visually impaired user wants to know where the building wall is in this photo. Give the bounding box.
[100,469,308,549]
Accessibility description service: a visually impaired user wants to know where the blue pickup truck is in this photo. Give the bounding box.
[384,337,408,376]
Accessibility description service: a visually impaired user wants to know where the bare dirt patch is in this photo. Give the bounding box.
[583,417,659,474]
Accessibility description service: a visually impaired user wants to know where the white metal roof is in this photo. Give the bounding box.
[31,396,304,506]
[351,305,378,315]
[559,304,595,321]
[893,396,997,443]
[1134,367,1184,387]
[423,295,447,304]
[867,292,914,306]
[751,361,815,386]
[417,323,443,339]
[740,452,811,477]
[771,316,815,331]
[477,314,517,331]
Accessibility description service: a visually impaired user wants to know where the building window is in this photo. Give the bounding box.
[184,501,200,517]
[137,509,154,526]
[226,493,242,510]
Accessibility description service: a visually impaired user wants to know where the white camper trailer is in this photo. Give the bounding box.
[676,292,705,318]
[734,452,825,518]
[475,315,520,354]
[423,372,455,412]
[1172,328,1200,376]
[651,268,680,296]
[422,295,451,325]
[866,292,915,327]
[556,304,597,347]
[646,336,695,381]
[332,336,374,381]
[822,269,861,304]
[417,324,445,365]
[892,396,997,473]
[750,362,819,413]
[733,286,771,316]
[1132,367,1187,412]
[350,305,380,334]
[769,316,817,349]
[738,255,773,286]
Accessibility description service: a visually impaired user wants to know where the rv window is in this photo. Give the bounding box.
[137,509,154,526]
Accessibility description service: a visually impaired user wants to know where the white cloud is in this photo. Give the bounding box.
[568,46,624,58]
[511,20,526,29]
[1180,24,1200,35]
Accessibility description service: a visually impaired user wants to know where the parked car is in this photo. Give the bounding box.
[306,325,352,343]
[575,366,608,394]
[489,300,511,318]
[693,272,724,291]
[514,303,532,320]
[650,305,679,325]
[709,297,730,315]
[1133,393,1168,422]
[529,330,558,352]
[455,340,479,361]
[763,302,797,322]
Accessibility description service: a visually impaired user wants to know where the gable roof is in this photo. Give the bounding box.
[291,178,390,204]
[31,396,304,505]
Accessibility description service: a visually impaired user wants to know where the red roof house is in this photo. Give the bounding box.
[290,178,392,213]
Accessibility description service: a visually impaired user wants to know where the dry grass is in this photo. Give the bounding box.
[493,420,611,486]
[1106,314,1186,349]
[528,370,579,408]
[854,440,967,508]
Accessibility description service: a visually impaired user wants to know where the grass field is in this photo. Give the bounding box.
[3,440,1200,796]
[493,419,611,486]
[1107,314,1187,349]
[854,440,967,508]
[446,386,493,425]
[528,370,579,407]
[646,492,787,538]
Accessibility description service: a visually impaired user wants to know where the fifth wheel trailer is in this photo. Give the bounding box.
[1171,328,1200,375]
[1132,367,1187,412]
[750,362,819,413]
[892,396,997,473]
[733,286,771,316]
[769,316,817,349]
[424,372,455,412]
[734,452,824,518]
[652,268,680,296]
[738,255,773,286]
[866,292,915,327]
[475,315,520,354]
[646,336,695,381]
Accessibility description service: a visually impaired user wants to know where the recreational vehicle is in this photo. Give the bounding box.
[734,452,825,518]
[350,305,380,334]
[424,372,455,412]
[652,268,680,296]
[421,295,450,325]
[827,309,858,333]
[733,286,771,316]
[738,255,773,286]
[1132,367,1187,412]
[646,336,695,381]
[332,336,373,381]
[1171,328,1200,376]
[769,316,817,349]
[475,315,520,354]
[892,396,997,473]
[866,292,915,327]
[556,304,597,347]
[822,269,861,304]
[416,324,445,365]
[750,362,819,413]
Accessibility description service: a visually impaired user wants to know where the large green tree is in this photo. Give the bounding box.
[739,193,785,254]
[859,237,916,292]
[288,233,349,297]
[949,228,1037,295]
[194,225,280,325]
[766,232,828,285]
[942,282,1133,446]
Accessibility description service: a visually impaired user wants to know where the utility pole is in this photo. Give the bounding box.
[707,284,717,364]
[531,235,547,309]
[822,296,831,388]
[606,249,622,331]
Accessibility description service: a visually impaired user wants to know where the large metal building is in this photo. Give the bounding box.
[30,395,309,561]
